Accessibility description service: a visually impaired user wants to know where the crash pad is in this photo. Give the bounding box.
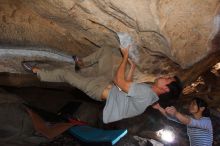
[69,125,127,145]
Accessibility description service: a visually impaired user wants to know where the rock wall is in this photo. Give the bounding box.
[23,0,220,68]
[0,0,220,81]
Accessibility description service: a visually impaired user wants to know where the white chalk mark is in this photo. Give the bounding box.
[0,46,73,62]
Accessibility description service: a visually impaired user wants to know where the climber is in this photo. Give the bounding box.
[22,46,182,123]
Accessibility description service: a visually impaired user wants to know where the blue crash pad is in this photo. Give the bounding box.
[69,125,127,145]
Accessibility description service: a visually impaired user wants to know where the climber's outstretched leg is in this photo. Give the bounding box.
[22,61,110,101]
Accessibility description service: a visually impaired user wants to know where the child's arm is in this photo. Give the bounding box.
[165,106,190,125]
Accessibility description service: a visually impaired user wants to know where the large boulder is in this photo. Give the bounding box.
[24,0,220,68]
[0,0,219,83]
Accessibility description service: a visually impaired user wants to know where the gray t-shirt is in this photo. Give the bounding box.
[103,83,159,123]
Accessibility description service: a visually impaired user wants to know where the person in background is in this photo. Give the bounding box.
[153,97,213,146]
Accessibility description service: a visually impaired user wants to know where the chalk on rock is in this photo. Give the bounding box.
[117,32,140,64]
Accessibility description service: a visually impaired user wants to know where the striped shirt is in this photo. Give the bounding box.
[187,117,213,146]
[167,116,213,146]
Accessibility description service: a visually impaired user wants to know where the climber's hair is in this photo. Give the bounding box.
[158,76,183,107]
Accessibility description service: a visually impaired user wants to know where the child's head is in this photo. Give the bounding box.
[189,97,210,117]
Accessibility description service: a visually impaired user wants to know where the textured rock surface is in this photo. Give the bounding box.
[22,0,220,68]
[157,0,220,67]
[0,0,219,69]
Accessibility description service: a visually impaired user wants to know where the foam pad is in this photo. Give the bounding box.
[69,125,127,145]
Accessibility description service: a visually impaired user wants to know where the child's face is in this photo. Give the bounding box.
[189,100,199,114]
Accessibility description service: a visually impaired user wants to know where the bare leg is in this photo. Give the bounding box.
[26,108,73,139]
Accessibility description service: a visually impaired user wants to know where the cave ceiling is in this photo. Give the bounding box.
[0,0,219,92]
